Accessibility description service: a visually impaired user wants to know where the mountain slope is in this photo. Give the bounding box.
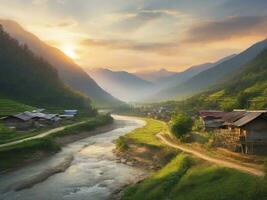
[151,39,267,102]
[88,68,155,102]
[0,19,122,107]
[155,54,236,89]
[0,26,94,111]
[134,69,176,82]
[181,47,267,113]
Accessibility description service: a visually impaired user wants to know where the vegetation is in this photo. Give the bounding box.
[116,118,178,168]
[174,48,267,114]
[50,114,113,138]
[0,25,94,111]
[122,154,267,200]
[170,113,193,139]
[0,114,113,171]
[0,98,35,117]
[0,138,60,171]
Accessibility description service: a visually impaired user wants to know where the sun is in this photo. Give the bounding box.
[61,44,78,59]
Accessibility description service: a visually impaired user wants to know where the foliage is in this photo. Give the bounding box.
[51,114,113,138]
[0,25,93,111]
[122,154,267,200]
[170,113,193,138]
[0,98,35,116]
[116,136,129,151]
[0,138,60,170]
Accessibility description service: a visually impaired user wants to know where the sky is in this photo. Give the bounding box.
[0,0,267,72]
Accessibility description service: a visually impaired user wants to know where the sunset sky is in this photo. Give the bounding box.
[0,0,267,72]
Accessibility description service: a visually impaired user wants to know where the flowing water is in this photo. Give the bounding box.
[0,115,146,200]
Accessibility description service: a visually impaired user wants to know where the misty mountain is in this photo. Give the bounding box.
[0,25,94,112]
[134,69,176,82]
[148,39,267,102]
[184,46,267,112]
[0,19,122,108]
[154,54,237,90]
[88,68,156,102]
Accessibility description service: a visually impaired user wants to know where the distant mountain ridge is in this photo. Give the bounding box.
[134,69,176,82]
[0,19,122,108]
[148,39,267,102]
[88,68,156,102]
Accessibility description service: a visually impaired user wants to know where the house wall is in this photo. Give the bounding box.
[214,128,241,151]
[4,118,33,130]
[243,118,267,141]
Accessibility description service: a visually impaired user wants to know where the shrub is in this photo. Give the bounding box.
[170,113,193,139]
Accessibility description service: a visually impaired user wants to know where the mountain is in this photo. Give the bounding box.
[0,25,94,112]
[88,68,155,102]
[149,39,267,102]
[155,54,236,89]
[134,69,176,82]
[0,19,122,108]
[183,47,267,112]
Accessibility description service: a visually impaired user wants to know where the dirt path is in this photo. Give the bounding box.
[157,133,265,177]
[0,120,89,149]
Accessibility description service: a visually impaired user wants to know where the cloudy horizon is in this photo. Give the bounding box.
[0,0,267,72]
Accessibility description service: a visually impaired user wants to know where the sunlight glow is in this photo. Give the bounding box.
[61,44,78,59]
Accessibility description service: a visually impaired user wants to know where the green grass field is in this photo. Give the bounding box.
[122,154,267,200]
[0,98,35,116]
[116,118,178,168]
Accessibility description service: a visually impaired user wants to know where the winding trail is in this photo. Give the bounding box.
[0,120,88,148]
[157,133,264,177]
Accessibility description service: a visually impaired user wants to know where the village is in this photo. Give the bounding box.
[0,109,78,131]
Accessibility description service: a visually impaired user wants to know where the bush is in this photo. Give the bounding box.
[170,113,193,139]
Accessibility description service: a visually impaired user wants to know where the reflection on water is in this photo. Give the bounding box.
[0,115,146,200]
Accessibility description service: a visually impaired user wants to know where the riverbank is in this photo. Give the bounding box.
[115,118,267,200]
[0,114,115,173]
[114,118,179,171]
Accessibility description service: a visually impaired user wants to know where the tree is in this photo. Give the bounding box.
[170,113,193,138]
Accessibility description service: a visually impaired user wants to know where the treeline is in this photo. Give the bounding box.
[0,25,94,112]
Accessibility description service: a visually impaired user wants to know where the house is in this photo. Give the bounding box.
[214,110,267,154]
[2,111,60,130]
[199,110,227,131]
[60,110,78,118]
[2,112,35,130]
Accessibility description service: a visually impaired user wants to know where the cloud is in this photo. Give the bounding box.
[185,16,267,43]
[32,0,48,5]
[81,38,178,55]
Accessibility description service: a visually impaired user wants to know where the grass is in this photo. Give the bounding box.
[0,138,60,171]
[116,118,178,168]
[0,98,35,117]
[122,154,267,200]
[0,114,113,172]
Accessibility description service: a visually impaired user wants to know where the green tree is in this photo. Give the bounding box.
[170,113,193,138]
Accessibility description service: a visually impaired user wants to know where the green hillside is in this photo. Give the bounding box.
[0,25,94,112]
[181,47,267,113]
[0,98,35,117]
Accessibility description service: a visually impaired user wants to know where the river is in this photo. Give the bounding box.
[0,115,146,200]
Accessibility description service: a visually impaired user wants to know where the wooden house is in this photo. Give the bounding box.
[214,111,267,154]
[199,111,227,131]
[2,112,35,130]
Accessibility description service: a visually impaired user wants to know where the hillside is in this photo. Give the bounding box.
[0,99,35,117]
[149,39,267,102]
[0,26,94,111]
[181,47,267,113]
[0,19,122,108]
[88,68,155,102]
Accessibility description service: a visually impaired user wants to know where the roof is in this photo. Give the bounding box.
[199,111,227,119]
[233,112,265,127]
[204,119,225,128]
[13,112,34,121]
[222,111,247,124]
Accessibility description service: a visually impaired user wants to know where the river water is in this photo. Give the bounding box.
[0,115,146,200]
